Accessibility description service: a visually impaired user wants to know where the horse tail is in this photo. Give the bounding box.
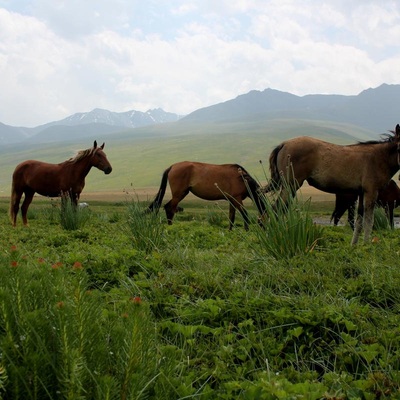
[263,143,284,193]
[238,166,266,215]
[147,166,171,213]
[9,182,15,220]
[9,178,18,224]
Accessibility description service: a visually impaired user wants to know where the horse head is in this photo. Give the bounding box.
[92,141,112,174]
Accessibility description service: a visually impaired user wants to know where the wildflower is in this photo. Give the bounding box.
[121,313,129,318]
[130,296,142,305]
[56,301,65,309]
[10,261,18,267]
[10,245,17,252]
[371,236,380,243]
[72,261,83,270]
[38,258,45,263]
[51,262,63,270]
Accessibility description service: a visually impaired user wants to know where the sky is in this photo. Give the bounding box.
[0,0,399,127]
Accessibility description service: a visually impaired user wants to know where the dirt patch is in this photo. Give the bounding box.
[80,182,336,202]
[0,183,336,203]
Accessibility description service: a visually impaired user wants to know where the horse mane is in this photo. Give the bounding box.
[67,147,96,164]
[356,131,397,146]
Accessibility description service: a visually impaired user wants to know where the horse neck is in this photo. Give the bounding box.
[386,143,400,176]
[63,155,94,180]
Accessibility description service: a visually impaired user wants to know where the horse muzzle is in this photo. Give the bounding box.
[104,166,112,174]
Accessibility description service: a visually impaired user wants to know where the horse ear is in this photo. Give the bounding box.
[93,140,98,148]
[396,124,400,136]
[100,143,105,149]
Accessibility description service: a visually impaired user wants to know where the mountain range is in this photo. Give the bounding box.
[0,83,399,146]
[0,108,181,145]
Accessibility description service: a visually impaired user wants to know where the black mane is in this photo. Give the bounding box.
[357,131,397,146]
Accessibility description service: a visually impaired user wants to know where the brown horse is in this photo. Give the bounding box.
[332,179,400,229]
[264,124,400,244]
[147,161,265,230]
[10,141,112,226]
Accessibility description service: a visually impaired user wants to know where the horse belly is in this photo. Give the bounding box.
[190,185,226,201]
[307,176,359,194]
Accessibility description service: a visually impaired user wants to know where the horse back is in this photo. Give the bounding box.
[12,160,68,196]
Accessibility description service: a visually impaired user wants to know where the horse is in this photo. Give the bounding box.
[264,124,400,245]
[147,161,266,230]
[10,141,112,226]
[331,179,400,229]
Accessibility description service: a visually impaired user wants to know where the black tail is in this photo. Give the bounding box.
[238,166,266,216]
[263,143,284,193]
[147,166,171,213]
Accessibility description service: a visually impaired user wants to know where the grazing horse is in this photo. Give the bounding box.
[10,141,112,226]
[147,161,265,230]
[264,124,400,245]
[332,179,400,229]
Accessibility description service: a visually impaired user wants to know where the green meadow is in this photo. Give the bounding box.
[1,190,400,399]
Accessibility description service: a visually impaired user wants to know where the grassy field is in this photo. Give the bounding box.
[1,192,400,399]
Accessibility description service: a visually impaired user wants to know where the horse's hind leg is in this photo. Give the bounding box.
[21,190,35,226]
[10,190,23,227]
[164,189,189,225]
[228,203,237,230]
[229,200,249,230]
[347,202,356,230]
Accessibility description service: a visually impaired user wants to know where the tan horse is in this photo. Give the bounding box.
[264,124,400,244]
[332,179,400,229]
[147,161,265,230]
[10,141,112,226]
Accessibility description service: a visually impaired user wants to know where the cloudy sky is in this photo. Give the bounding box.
[0,0,399,127]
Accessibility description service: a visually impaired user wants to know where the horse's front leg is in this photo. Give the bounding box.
[362,192,378,243]
[386,204,394,229]
[351,195,364,245]
[72,192,80,207]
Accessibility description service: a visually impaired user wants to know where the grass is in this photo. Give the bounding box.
[1,196,400,399]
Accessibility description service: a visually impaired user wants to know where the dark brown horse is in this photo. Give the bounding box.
[147,161,265,230]
[264,124,400,244]
[332,179,400,229]
[10,141,112,226]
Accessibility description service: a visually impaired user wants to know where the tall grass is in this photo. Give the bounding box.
[0,248,158,399]
[60,196,90,231]
[126,200,166,253]
[249,168,324,260]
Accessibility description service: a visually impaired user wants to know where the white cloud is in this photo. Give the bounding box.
[0,1,399,126]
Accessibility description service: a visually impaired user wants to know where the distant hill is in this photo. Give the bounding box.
[183,83,399,132]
